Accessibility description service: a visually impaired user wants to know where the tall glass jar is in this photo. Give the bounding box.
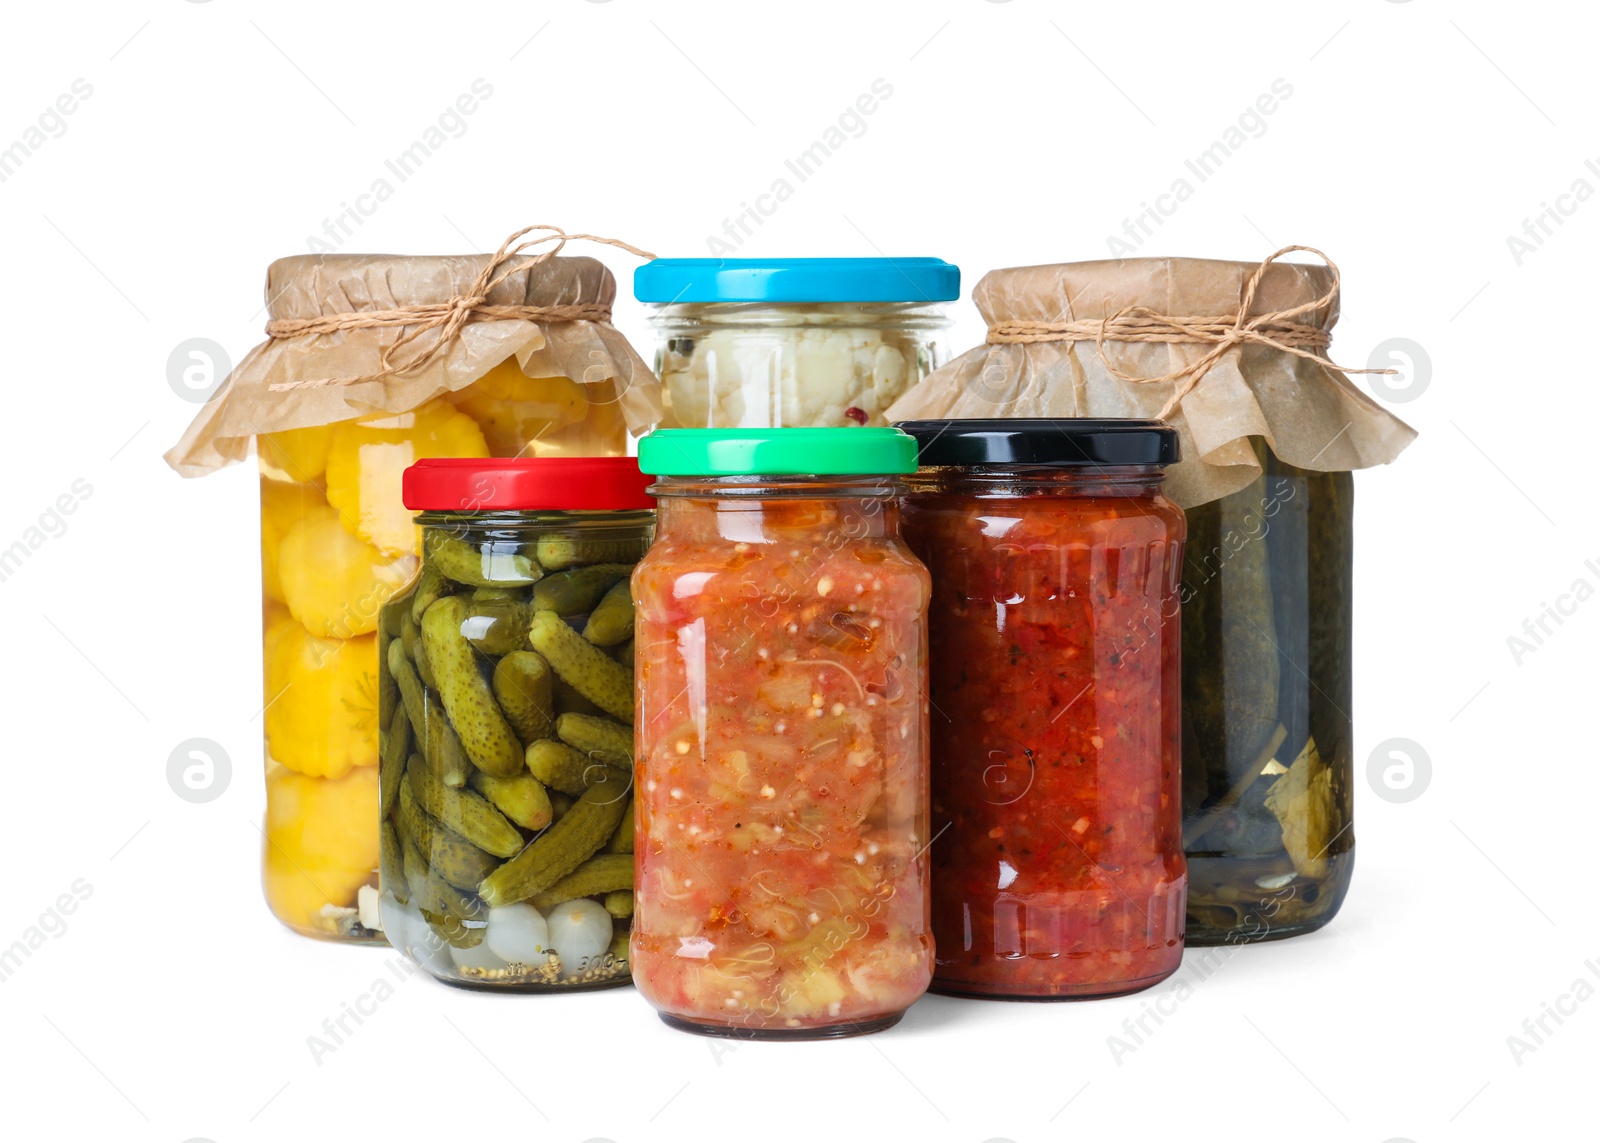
[897,420,1187,999]
[374,457,653,988]
[1180,439,1354,944]
[164,248,660,945]
[631,428,933,1038]
[634,257,958,429]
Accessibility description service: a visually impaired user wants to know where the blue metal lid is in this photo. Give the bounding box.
[633,257,960,304]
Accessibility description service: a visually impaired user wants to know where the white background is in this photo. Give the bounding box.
[1,1,1592,1140]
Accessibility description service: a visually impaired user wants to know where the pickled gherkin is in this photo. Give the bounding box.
[532,563,632,616]
[421,596,524,778]
[555,712,635,768]
[479,782,631,907]
[1181,439,1354,944]
[374,473,652,990]
[492,651,555,744]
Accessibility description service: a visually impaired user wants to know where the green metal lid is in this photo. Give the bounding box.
[637,427,918,477]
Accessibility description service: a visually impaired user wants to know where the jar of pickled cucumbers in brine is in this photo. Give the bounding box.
[898,419,1186,999]
[634,257,958,429]
[165,247,662,943]
[376,458,653,989]
[632,427,933,1039]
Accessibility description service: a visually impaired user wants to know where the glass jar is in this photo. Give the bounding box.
[631,428,933,1038]
[634,257,958,429]
[373,457,653,989]
[227,247,660,945]
[897,420,1187,999]
[1180,439,1354,944]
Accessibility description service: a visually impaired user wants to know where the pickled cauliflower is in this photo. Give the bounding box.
[659,322,918,428]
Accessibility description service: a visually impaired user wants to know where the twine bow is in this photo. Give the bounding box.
[985,245,1394,419]
[266,225,657,392]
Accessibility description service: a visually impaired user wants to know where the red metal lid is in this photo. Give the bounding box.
[402,457,655,512]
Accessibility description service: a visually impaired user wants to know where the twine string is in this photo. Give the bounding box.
[266,225,657,392]
[984,245,1395,420]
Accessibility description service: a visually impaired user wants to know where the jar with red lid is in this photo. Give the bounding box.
[897,419,1187,999]
[374,457,652,990]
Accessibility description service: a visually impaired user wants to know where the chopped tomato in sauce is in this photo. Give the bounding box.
[632,494,932,1031]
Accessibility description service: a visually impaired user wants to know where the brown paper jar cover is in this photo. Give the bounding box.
[883,256,1416,508]
[166,252,663,476]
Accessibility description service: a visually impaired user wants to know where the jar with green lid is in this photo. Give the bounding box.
[376,456,653,990]
[634,257,959,429]
[631,427,933,1038]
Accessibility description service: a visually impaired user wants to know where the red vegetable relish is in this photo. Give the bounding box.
[903,468,1186,998]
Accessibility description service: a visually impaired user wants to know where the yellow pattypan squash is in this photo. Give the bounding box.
[259,477,327,605]
[450,358,590,457]
[325,400,488,556]
[263,616,380,779]
[277,505,413,639]
[262,764,379,931]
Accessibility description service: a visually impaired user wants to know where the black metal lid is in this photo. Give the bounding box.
[893,419,1180,468]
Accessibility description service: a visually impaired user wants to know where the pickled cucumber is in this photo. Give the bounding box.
[471,586,526,602]
[553,676,602,717]
[528,610,634,721]
[582,579,634,647]
[400,607,421,663]
[478,782,630,907]
[604,890,634,918]
[382,598,406,639]
[420,907,487,949]
[388,638,470,787]
[534,535,641,571]
[460,597,527,657]
[380,820,409,905]
[397,781,501,891]
[526,739,629,796]
[407,755,524,858]
[607,929,630,964]
[492,651,555,744]
[401,832,479,918]
[531,563,632,616]
[556,712,634,768]
[528,854,634,910]
[409,564,453,623]
[469,770,554,831]
[412,625,438,689]
[421,597,524,778]
[379,705,409,817]
[609,637,635,667]
[425,530,542,587]
[1216,477,1282,787]
[377,645,398,727]
[605,799,634,854]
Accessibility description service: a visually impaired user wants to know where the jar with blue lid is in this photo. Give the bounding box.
[633,257,959,429]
